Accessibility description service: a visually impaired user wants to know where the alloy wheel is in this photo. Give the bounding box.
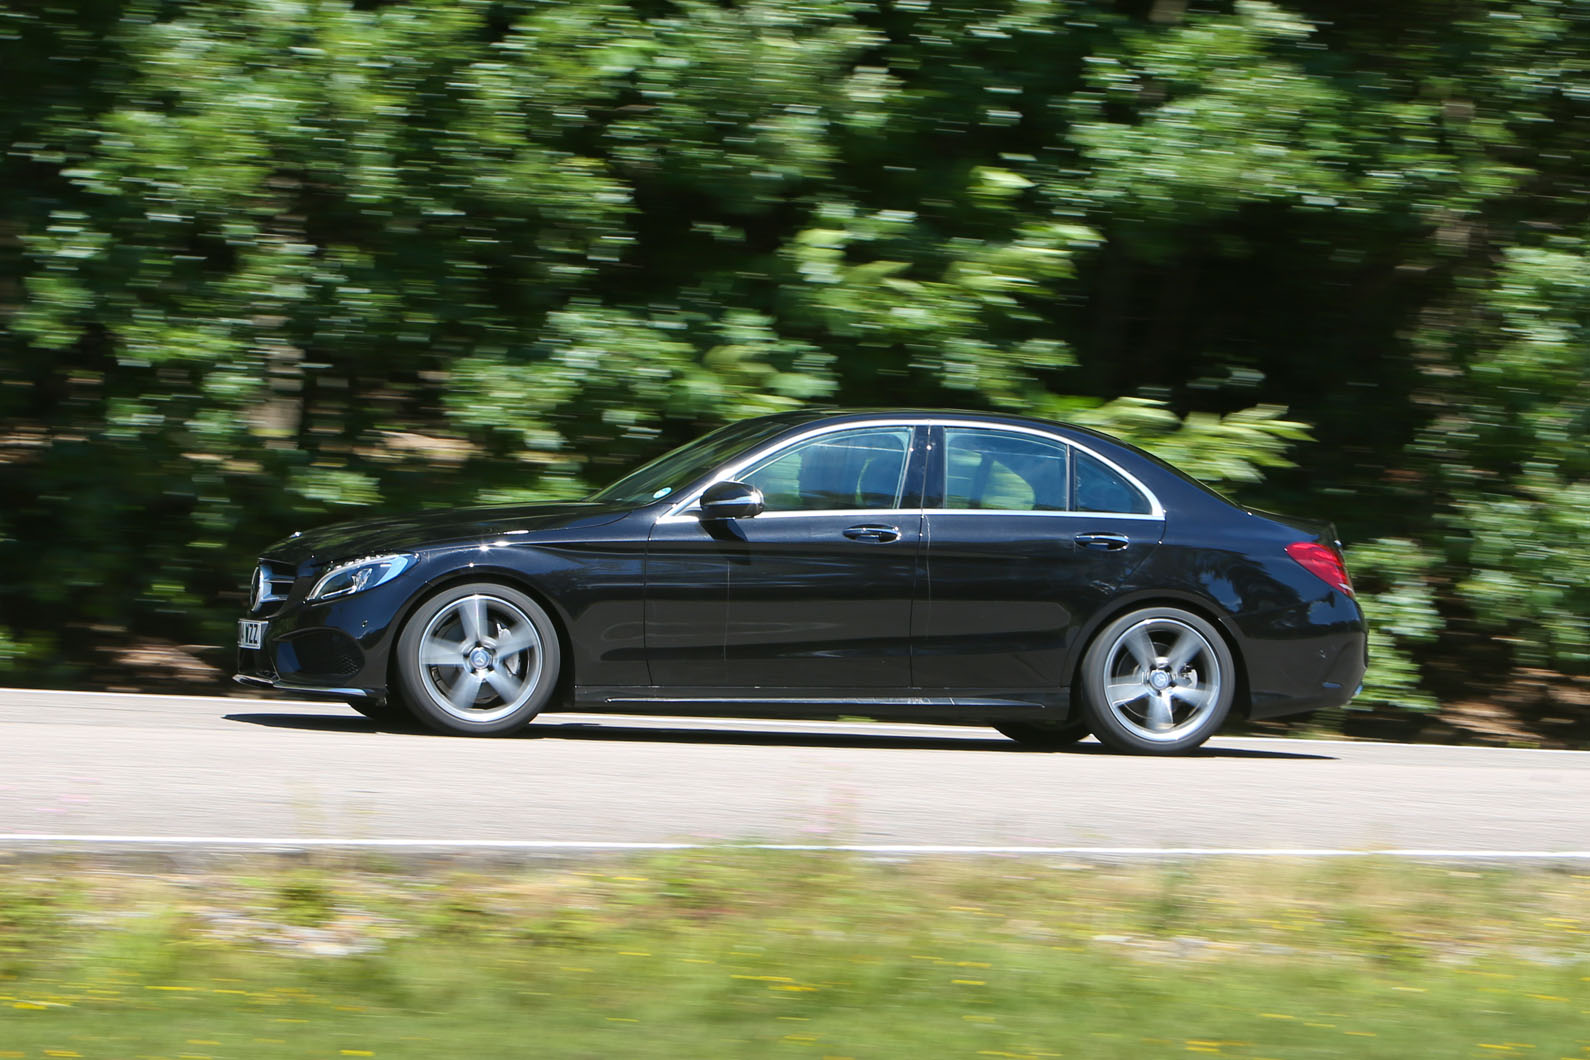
[414,593,546,724]
[1099,616,1224,744]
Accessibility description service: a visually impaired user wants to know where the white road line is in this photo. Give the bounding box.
[2,835,1589,858]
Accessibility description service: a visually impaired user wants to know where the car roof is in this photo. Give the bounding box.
[752,407,1133,447]
[751,408,1233,509]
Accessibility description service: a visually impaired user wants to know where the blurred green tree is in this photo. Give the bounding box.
[0,0,1586,731]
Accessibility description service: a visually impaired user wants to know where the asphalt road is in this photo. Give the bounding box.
[2,688,1587,856]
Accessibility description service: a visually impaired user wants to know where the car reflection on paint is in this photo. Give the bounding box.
[235,410,1366,755]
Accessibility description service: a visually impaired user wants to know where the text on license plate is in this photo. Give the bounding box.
[238,619,267,649]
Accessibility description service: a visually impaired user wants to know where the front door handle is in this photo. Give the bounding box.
[1075,531,1130,551]
[843,524,901,544]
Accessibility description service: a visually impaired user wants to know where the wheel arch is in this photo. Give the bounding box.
[1067,590,1252,720]
[386,564,577,704]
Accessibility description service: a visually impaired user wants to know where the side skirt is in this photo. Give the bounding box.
[569,686,1071,723]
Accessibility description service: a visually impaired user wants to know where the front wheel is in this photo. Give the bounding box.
[1079,607,1234,755]
[394,582,561,736]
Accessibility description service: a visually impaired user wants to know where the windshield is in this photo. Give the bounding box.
[588,418,790,506]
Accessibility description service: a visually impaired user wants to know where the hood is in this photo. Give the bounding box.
[261,501,634,566]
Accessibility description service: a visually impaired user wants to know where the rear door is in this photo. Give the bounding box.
[913,425,1164,693]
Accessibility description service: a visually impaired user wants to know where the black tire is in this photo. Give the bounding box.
[1079,606,1234,755]
[394,581,562,736]
[347,699,423,730]
[993,720,1091,750]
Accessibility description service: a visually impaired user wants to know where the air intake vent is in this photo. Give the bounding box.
[279,630,363,678]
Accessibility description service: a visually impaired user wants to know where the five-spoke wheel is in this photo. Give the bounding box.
[395,582,560,735]
[1079,606,1233,755]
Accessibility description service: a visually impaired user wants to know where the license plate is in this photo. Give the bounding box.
[237,619,267,650]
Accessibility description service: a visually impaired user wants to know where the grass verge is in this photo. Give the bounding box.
[1,852,1587,1058]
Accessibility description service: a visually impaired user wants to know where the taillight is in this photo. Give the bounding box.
[1285,540,1355,598]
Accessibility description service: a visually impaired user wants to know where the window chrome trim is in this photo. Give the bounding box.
[926,509,1164,521]
[745,508,921,520]
[936,421,1163,519]
[658,417,1165,523]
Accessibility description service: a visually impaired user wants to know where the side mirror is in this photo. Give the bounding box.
[698,480,765,521]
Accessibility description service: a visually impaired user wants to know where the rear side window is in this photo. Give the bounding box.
[943,429,1069,511]
[1074,449,1152,515]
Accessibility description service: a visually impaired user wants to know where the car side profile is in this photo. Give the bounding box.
[235,409,1367,754]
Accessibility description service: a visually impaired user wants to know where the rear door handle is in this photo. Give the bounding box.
[843,524,901,544]
[1075,531,1130,551]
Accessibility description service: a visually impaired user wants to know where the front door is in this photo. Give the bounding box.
[645,424,926,690]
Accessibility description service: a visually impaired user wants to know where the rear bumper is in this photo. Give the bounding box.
[1243,633,1368,720]
[1231,596,1369,721]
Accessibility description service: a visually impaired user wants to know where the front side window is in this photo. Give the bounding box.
[740,427,914,512]
[943,428,1069,511]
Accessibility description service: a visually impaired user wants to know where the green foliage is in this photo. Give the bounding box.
[274,869,340,928]
[1059,398,1312,489]
[2,0,1589,722]
[1460,473,1590,671]
[0,875,75,976]
[448,303,834,494]
[0,628,26,674]
[1069,1,1355,242]
[1345,539,1443,712]
[783,203,1098,406]
[1420,236,1590,673]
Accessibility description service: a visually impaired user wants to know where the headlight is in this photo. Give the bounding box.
[308,554,415,602]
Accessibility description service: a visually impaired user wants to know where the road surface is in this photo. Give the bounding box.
[2,688,1586,856]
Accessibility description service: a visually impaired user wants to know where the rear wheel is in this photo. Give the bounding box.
[1079,606,1234,755]
[993,720,1091,750]
[395,581,561,736]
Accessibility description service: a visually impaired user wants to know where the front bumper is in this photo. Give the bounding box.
[233,555,414,702]
[233,672,381,701]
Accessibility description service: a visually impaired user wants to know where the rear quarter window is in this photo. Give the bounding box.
[1073,449,1153,515]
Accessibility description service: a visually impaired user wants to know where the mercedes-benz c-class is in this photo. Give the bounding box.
[235,410,1366,754]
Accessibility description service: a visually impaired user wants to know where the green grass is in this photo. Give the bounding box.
[1,853,1587,1059]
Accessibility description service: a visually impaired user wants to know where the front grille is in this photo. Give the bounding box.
[249,560,296,616]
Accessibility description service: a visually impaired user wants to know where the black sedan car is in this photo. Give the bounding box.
[236,409,1366,754]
